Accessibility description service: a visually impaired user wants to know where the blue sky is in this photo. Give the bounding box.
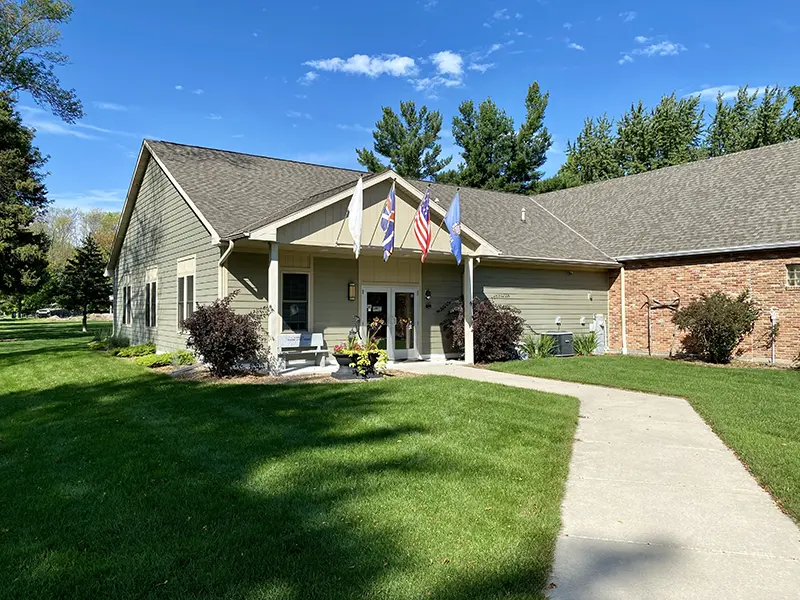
[19,0,798,212]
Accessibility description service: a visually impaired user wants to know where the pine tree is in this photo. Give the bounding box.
[559,114,620,184]
[615,101,653,175]
[0,97,50,315]
[782,86,800,140]
[58,235,111,332]
[750,86,788,148]
[508,82,553,192]
[356,100,451,179]
[650,93,705,169]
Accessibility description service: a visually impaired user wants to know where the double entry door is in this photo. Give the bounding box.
[361,286,419,361]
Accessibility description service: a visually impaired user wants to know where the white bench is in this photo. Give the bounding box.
[277,333,327,366]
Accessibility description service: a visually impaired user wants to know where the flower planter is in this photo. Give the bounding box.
[333,353,354,368]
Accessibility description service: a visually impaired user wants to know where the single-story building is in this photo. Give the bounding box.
[107,139,800,364]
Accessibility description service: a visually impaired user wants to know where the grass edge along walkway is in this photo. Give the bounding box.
[490,354,800,523]
[1,320,579,600]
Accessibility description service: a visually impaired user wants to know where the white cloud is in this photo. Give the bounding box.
[468,62,495,73]
[473,40,514,61]
[483,22,491,28]
[430,50,463,76]
[286,110,312,119]
[567,42,585,51]
[634,35,649,44]
[192,88,205,95]
[295,93,308,99]
[174,85,183,91]
[620,11,636,22]
[618,54,633,65]
[563,22,572,29]
[506,28,525,36]
[633,41,686,57]
[411,75,463,95]
[515,12,522,19]
[685,85,768,102]
[93,101,127,111]
[493,8,510,20]
[18,106,139,139]
[49,189,127,211]
[27,119,98,139]
[304,54,417,78]
[336,124,372,133]
[298,71,319,85]
[703,42,711,49]
[207,113,222,120]
[423,0,438,10]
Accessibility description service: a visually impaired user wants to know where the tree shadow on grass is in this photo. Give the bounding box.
[1,373,542,600]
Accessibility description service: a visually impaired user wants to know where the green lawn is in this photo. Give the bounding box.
[491,355,800,522]
[0,320,578,600]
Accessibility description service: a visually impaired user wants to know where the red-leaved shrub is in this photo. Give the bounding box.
[443,298,525,363]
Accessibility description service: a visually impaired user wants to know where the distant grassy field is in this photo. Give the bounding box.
[0,320,578,599]
[492,355,800,522]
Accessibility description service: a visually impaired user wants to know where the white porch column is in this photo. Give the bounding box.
[268,242,281,358]
[463,257,474,364]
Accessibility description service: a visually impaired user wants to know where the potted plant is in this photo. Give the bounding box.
[351,317,389,378]
[333,336,361,368]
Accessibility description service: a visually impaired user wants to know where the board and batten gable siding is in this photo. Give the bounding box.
[276,181,479,255]
[475,265,609,337]
[114,157,218,352]
[421,262,462,357]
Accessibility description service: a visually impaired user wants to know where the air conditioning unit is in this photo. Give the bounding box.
[545,331,574,357]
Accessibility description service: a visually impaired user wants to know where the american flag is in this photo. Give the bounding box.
[414,187,432,262]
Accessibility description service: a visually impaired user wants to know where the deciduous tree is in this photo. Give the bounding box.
[0,0,83,122]
[559,114,620,185]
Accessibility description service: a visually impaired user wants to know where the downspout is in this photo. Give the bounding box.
[620,266,628,355]
[217,239,235,298]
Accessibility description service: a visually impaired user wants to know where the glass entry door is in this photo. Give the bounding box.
[361,286,419,360]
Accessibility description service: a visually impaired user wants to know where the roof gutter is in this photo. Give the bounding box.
[479,254,620,268]
[615,240,800,262]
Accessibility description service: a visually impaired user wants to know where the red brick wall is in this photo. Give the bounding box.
[608,250,800,363]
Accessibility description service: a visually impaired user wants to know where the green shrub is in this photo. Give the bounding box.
[134,353,172,368]
[105,334,129,354]
[520,333,557,359]
[573,332,598,356]
[673,291,760,364]
[87,339,108,351]
[115,343,156,358]
[134,350,196,368]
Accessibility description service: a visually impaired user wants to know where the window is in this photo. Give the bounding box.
[788,264,800,287]
[177,257,196,330]
[282,272,309,331]
[121,285,132,325]
[145,267,158,328]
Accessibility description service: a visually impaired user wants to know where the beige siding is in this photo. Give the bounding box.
[359,256,420,285]
[226,251,268,327]
[421,262,462,356]
[276,180,478,256]
[475,265,609,336]
[114,158,218,351]
[313,257,358,347]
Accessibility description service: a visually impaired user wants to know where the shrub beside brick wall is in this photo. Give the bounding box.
[608,249,800,363]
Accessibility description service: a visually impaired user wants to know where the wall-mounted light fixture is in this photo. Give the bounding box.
[425,289,432,300]
[348,282,356,301]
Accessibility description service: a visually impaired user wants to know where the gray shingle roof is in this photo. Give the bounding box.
[145,138,800,265]
[146,141,367,238]
[536,139,800,259]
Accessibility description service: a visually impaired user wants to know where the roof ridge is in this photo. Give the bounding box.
[146,139,368,175]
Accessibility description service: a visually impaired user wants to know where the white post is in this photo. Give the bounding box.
[620,266,628,355]
[463,257,474,364]
[268,243,280,359]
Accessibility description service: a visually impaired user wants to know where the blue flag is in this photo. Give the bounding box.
[444,190,462,265]
[380,181,396,261]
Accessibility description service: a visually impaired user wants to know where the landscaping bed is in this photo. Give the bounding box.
[1,320,578,599]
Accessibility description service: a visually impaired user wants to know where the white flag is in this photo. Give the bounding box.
[348,176,364,258]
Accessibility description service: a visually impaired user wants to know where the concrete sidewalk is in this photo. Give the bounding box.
[391,362,800,599]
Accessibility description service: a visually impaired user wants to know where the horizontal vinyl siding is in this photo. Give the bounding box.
[114,158,218,352]
[227,251,268,314]
[475,265,609,336]
[421,262,462,356]
[313,257,358,348]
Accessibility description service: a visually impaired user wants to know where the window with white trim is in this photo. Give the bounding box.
[788,264,800,287]
[145,267,158,328]
[177,257,196,329]
[121,285,132,325]
[282,272,309,332]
